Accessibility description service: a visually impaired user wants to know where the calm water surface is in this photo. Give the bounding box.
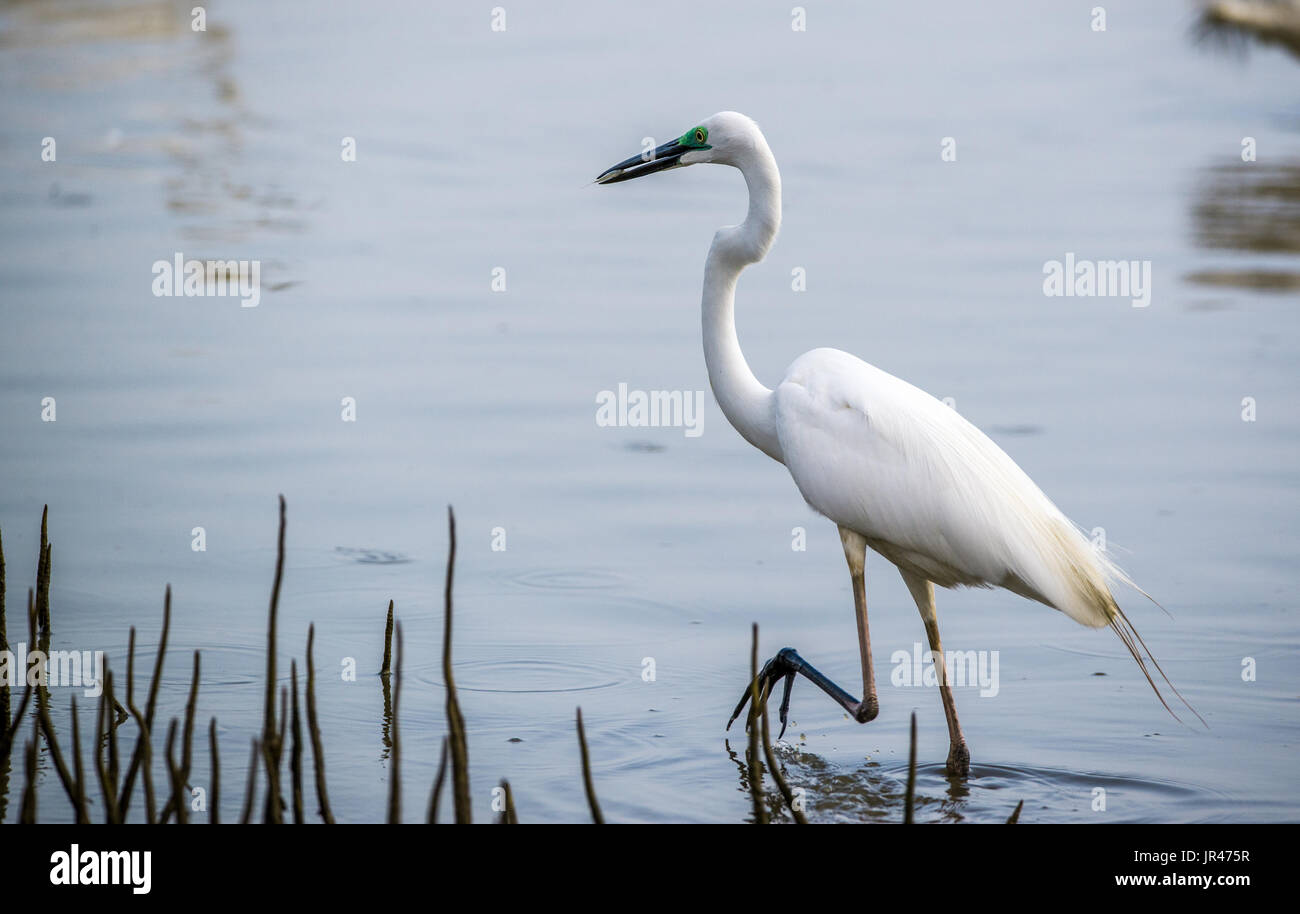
[1,1,1298,823]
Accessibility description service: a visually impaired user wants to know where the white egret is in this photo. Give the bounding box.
[596,112,1199,776]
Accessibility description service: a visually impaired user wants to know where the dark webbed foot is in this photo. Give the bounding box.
[726,647,800,738]
[726,647,875,739]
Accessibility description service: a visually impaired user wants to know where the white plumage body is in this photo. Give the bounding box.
[774,347,1119,629]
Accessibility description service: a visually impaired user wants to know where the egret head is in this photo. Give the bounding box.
[595,111,760,184]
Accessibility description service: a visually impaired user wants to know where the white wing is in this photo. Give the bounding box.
[773,347,1121,628]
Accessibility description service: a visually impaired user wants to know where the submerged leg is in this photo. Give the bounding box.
[899,568,970,777]
[726,525,879,738]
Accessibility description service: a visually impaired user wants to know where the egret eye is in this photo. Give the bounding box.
[681,126,709,148]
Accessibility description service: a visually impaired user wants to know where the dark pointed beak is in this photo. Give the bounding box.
[595,139,689,184]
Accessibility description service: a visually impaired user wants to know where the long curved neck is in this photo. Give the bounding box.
[702,138,783,462]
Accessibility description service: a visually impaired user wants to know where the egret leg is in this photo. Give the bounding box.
[839,526,880,723]
[899,569,970,778]
[726,526,879,738]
